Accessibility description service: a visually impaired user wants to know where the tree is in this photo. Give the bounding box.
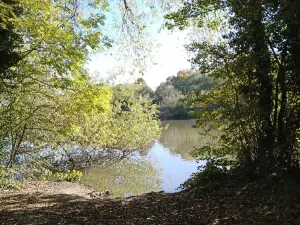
[104,83,161,159]
[0,0,112,169]
[0,1,22,76]
[154,80,187,120]
[0,0,162,173]
[0,69,161,170]
[171,70,218,94]
[0,72,113,168]
[166,0,300,173]
[135,78,154,98]
[154,70,217,120]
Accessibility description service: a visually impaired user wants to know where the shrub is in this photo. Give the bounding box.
[180,160,229,190]
[0,165,18,190]
[42,170,83,182]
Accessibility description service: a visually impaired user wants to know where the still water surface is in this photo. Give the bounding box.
[81,120,210,197]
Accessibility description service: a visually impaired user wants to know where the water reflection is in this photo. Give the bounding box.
[148,141,202,193]
[81,157,162,197]
[81,120,214,197]
[160,120,208,160]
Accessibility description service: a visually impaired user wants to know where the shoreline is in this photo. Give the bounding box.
[0,181,112,200]
[1,177,300,224]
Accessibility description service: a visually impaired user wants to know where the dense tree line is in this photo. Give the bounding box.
[152,70,217,120]
[0,0,161,186]
[166,0,300,174]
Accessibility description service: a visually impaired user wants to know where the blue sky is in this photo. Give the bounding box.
[87,29,191,89]
[86,2,191,90]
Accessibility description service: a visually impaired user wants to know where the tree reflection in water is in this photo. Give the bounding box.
[81,156,162,197]
[81,120,220,196]
[160,120,219,160]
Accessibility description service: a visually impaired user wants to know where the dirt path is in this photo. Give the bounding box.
[0,182,214,225]
[0,180,299,225]
[11,181,97,199]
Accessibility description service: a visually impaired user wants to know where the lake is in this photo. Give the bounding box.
[81,120,214,197]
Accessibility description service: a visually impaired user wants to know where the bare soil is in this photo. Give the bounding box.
[0,178,300,225]
[10,181,97,199]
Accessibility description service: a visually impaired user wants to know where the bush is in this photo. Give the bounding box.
[0,165,18,190]
[180,160,228,190]
[42,170,83,182]
[17,157,82,182]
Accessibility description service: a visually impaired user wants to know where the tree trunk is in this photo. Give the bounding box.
[251,1,274,171]
[277,67,287,168]
[280,0,300,168]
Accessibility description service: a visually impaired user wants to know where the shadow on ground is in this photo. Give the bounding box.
[1,176,300,225]
[0,191,216,225]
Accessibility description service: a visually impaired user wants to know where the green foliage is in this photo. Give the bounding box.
[0,1,22,75]
[171,70,218,94]
[180,160,228,190]
[0,0,115,171]
[155,82,187,119]
[42,170,83,183]
[0,0,162,182]
[166,0,300,174]
[0,74,161,171]
[0,0,110,77]
[107,83,161,153]
[0,165,17,190]
[154,70,217,120]
[135,78,154,99]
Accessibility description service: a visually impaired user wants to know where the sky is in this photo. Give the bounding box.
[87,28,191,90]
